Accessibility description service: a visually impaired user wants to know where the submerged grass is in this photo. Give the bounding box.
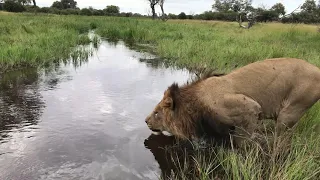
[1,14,320,179]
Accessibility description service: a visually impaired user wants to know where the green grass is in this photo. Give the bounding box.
[95,17,320,72]
[1,14,320,72]
[1,13,319,180]
[0,13,97,72]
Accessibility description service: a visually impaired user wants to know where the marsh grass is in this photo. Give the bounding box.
[2,14,320,72]
[0,14,99,72]
[96,17,320,72]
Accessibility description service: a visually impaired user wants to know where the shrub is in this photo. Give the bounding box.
[3,1,26,12]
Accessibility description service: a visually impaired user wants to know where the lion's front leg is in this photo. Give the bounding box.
[213,94,262,146]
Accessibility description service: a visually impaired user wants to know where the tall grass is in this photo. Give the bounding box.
[0,14,98,72]
[2,14,320,72]
[96,17,320,72]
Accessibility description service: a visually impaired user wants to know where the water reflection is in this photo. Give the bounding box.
[139,57,168,69]
[144,134,231,180]
[0,68,45,144]
[0,38,96,145]
[144,134,179,179]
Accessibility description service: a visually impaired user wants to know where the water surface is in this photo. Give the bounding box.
[0,40,192,180]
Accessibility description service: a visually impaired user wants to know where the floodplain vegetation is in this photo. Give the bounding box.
[1,12,319,180]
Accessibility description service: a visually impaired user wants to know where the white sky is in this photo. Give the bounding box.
[36,0,306,15]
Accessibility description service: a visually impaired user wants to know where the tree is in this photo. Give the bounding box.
[212,0,254,28]
[271,3,286,17]
[232,0,253,13]
[301,0,317,13]
[3,0,25,12]
[178,12,187,19]
[51,0,77,9]
[212,0,252,13]
[62,0,77,8]
[104,5,119,14]
[147,0,166,20]
[51,1,63,9]
[1,0,35,6]
[212,0,232,12]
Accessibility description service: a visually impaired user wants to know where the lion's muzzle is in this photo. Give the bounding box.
[145,115,162,134]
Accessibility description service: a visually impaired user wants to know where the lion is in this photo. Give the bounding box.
[145,58,320,143]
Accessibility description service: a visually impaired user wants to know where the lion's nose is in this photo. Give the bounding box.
[145,115,150,124]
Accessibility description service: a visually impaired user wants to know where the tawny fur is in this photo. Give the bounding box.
[145,58,320,141]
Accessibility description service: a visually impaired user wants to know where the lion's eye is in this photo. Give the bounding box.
[154,112,158,117]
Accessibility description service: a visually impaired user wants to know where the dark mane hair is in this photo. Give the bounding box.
[164,70,233,142]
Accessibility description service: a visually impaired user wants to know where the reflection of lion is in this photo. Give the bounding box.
[144,134,229,179]
[145,58,320,142]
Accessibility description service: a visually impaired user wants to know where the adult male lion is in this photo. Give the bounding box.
[145,58,320,142]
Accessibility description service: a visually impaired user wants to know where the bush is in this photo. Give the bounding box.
[80,8,92,16]
[3,1,26,12]
[194,11,241,22]
[168,13,177,19]
[38,7,51,13]
[256,10,279,22]
[92,9,104,16]
[25,5,40,13]
[178,12,187,19]
[64,8,80,15]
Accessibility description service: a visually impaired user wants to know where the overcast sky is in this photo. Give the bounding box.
[37,0,305,15]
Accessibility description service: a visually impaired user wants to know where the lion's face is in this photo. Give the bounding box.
[145,90,175,135]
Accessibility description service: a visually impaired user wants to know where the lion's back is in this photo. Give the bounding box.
[200,58,320,118]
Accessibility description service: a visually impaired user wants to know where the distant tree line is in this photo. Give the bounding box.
[1,0,320,24]
[0,0,146,17]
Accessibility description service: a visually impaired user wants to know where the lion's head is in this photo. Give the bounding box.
[145,85,183,137]
[145,71,235,141]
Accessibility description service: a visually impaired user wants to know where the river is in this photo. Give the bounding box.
[0,39,192,180]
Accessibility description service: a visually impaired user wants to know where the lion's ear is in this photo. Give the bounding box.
[162,83,179,110]
[163,97,174,110]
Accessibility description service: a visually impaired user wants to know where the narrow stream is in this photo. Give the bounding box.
[0,39,194,180]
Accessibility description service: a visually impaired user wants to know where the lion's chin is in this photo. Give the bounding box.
[149,127,173,136]
[151,131,162,135]
[150,130,173,136]
[162,131,173,136]
[150,128,162,135]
